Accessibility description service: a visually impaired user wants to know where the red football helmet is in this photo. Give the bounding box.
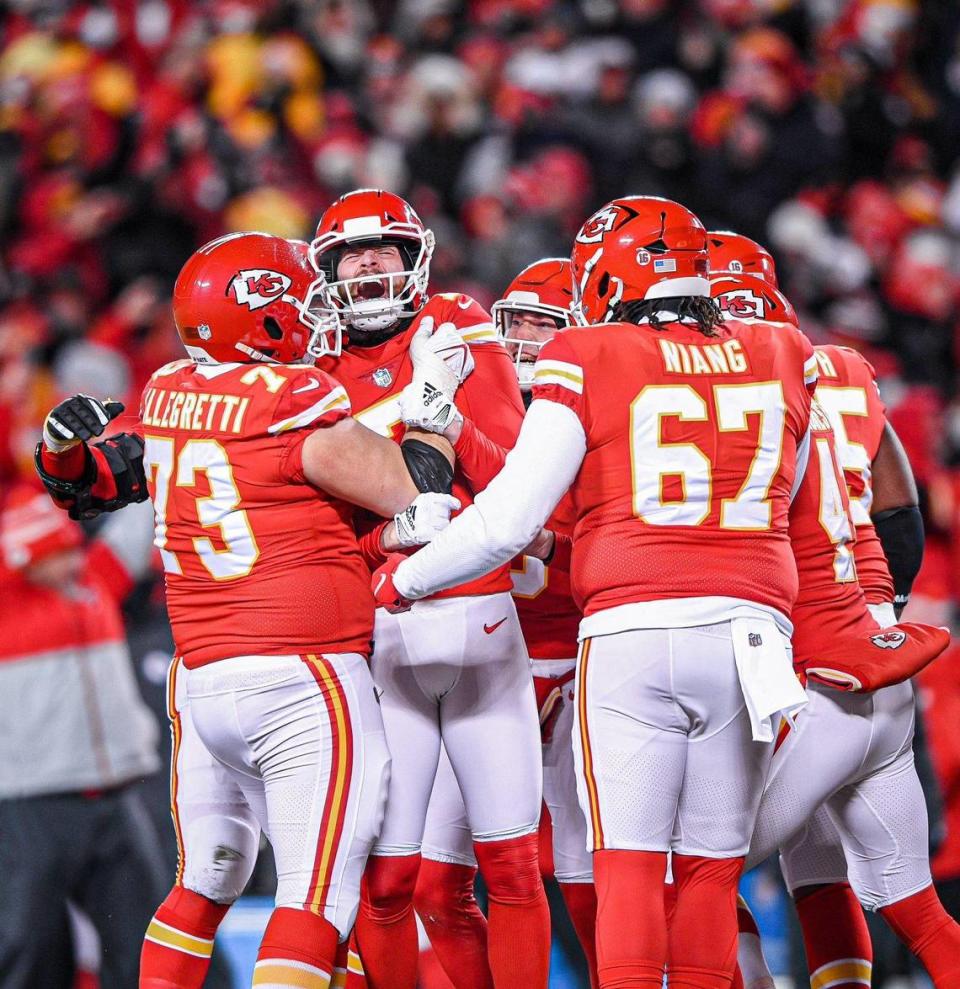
[708,230,779,288]
[307,188,435,334]
[711,272,799,328]
[492,258,576,387]
[173,233,341,365]
[571,196,709,325]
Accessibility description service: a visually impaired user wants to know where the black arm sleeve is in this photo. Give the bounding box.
[872,505,924,617]
[401,439,454,494]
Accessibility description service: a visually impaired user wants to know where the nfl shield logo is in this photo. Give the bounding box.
[198,323,212,340]
[373,368,392,388]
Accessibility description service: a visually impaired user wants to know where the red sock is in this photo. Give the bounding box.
[793,883,871,988]
[668,854,743,988]
[473,833,551,989]
[332,936,367,988]
[355,853,420,989]
[413,859,493,989]
[881,884,960,988]
[254,906,337,986]
[593,849,667,988]
[560,881,599,989]
[140,885,229,988]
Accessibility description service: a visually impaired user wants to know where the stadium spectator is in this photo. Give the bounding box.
[0,488,164,989]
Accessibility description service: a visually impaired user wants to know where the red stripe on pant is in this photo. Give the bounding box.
[301,654,354,915]
[167,656,186,887]
[577,639,605,850]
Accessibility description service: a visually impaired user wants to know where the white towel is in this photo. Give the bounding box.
[730,617,807,743]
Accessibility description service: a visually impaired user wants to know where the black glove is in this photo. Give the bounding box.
[43,395,125,451]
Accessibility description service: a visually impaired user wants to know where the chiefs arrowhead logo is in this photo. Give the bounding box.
[716,288,765,319]
[871,630,907,650]
[229,269,293,311]
[575,204,641,245]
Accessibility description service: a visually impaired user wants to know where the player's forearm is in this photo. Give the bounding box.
[37,441,123,510]
[357,522,392,570]
[870,423,921,616]
[394,400,585,599]
[872,506,924,616]
[457,348,525,451]
[452,415,508,492]
[40,442,90,480]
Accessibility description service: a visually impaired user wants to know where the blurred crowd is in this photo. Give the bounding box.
[2,0,960,535]
[3,1,960,983]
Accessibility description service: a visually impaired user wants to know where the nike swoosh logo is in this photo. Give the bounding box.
[484,617,508,635]
[374,574,388,596]
[457,298,472,309]
[293,378,321,394]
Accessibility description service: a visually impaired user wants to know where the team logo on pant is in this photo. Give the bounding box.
[870,630,906,649]
[230,270,293,310]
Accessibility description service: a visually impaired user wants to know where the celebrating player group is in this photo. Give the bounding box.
[34,189,960,989]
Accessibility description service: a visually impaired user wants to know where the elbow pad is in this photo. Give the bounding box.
[401,439,454,494]
[34,433,149,520]
[872,505,924,616]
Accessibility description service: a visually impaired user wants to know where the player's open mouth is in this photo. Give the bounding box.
[358,280,387,300]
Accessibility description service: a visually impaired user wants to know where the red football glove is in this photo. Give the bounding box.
[799,622,950,692]
[371,553,412,614]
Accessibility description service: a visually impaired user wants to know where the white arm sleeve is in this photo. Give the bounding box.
[790,424,812,504]
[394,399,587,599]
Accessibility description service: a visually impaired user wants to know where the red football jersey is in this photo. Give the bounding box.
[531,319,817,620]
[788,401,876,663]
[318,293,525,599]
[511,492,581,661]
[813,345,894,605]
[139,360,375,668]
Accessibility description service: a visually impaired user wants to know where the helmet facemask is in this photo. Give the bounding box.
[493,300,573,390]
[309,227,435,336]
[299,279,345,360]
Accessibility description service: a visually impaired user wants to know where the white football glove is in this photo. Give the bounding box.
[393,492,461,547]
[398,380,463,435]
[409,316,475,395]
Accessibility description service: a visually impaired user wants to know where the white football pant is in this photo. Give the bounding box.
[573,623,779,858]
[747,604,932,909]
[169,653,390,935]
[370,592,542,855]
[421,657,593,883]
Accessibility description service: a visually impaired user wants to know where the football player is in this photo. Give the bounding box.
[372,197,818,988]
[35,233,458,989]
[407,259,598,987]
[308,190,550,988]
[709,231,960,988]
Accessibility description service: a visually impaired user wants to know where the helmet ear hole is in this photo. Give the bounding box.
[597,272,610,298]
[263,317,284,341]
